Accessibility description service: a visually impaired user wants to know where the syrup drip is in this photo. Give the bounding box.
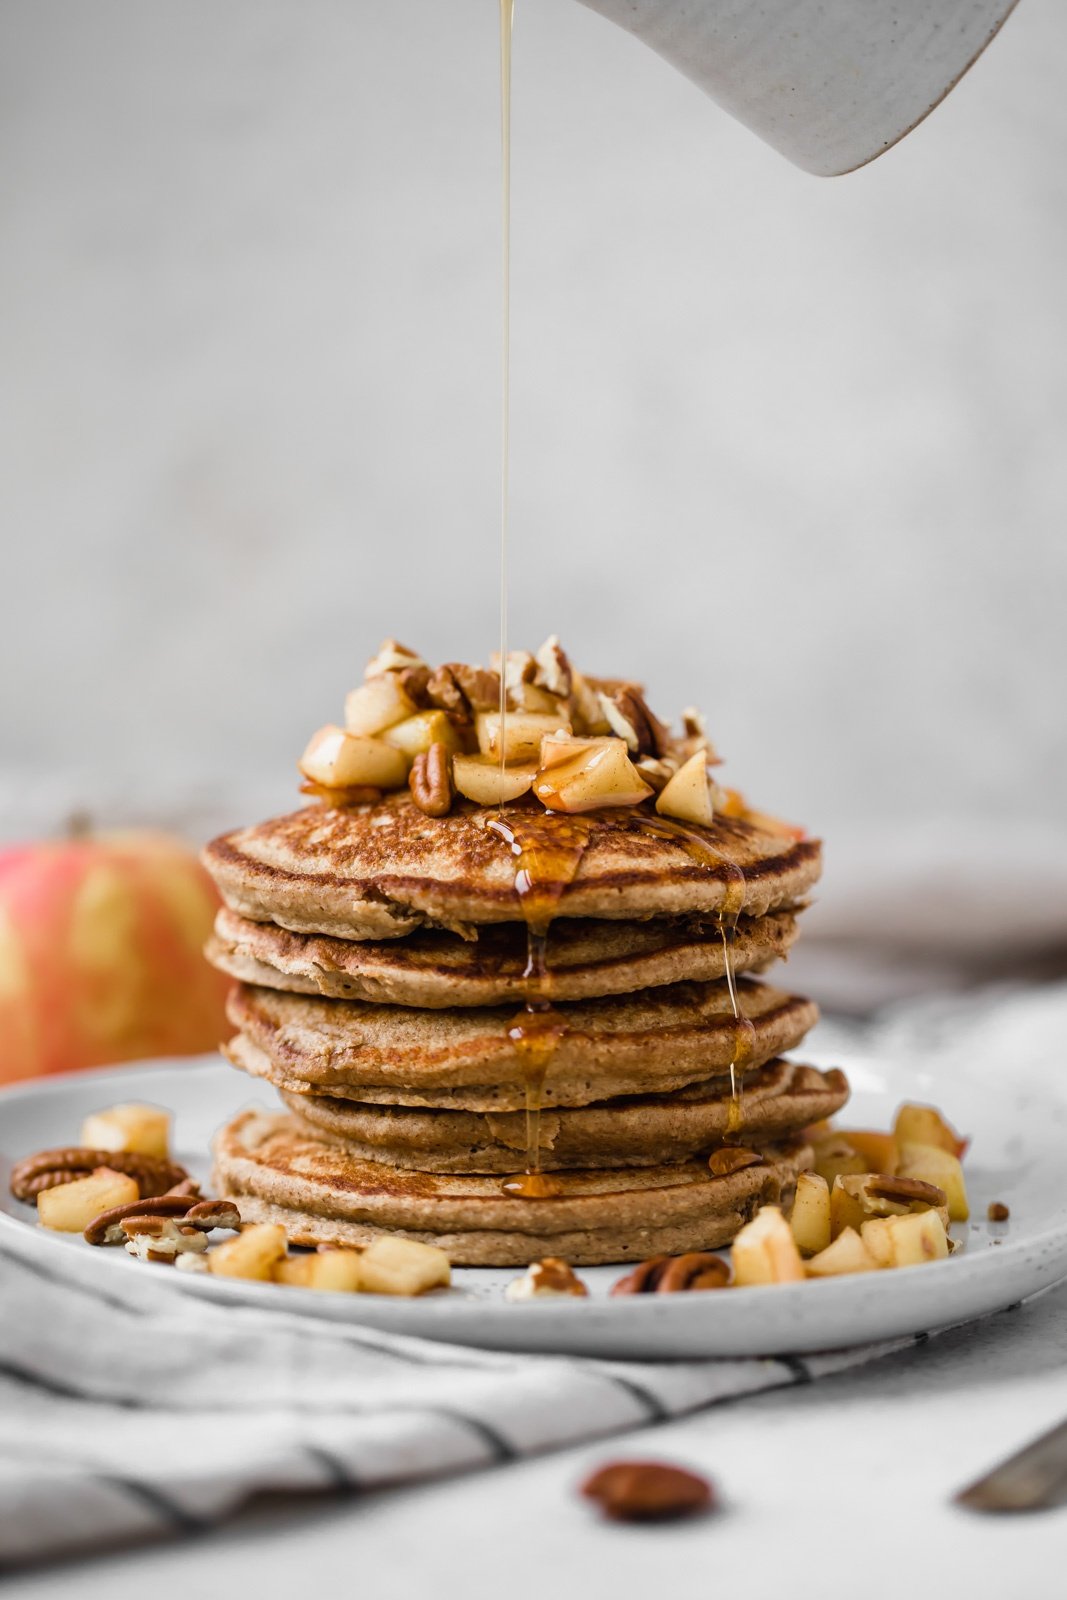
[614,811,753,1134]
[497,0,514,782]
[486,811,595,1197]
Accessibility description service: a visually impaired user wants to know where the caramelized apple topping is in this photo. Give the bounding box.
[296,635,791,823]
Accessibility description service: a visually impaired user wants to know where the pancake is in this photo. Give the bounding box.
[213,1107,813,1265]
[259,1049,850,1171]
[227,977,819,1110]
[203,796,821,940]
[207,904,800,1007]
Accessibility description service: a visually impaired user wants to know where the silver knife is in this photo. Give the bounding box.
[956,1417,1067,1512]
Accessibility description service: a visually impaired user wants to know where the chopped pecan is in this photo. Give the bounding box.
[611,1252,730,1295]
[85,1191,237,1247]
[505,1257,589,1300]
[988,1201,1010,1223]
[395,663,433,706]
[599,687,672,758]
[426,663,502,721]
[452,663,501,713]
[708,1146,764,1178]
[123,1216,210,1263]
[425,665,468,718]
[10,1148,189,1203]
[364,639,425,677]
[534,635,573,699]
[865,1175,947,1210]
[409,742,453,817]
[581,1460,715,1522]
[633,756,677,793]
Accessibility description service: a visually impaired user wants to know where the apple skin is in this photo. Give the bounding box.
[0,831,230,1083]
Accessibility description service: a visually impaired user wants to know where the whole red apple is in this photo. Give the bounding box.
[0,830,230,1084]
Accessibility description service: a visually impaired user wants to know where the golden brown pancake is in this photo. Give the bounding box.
[260,1051,849,1172]
[203,796,821,940]
[226,977,819,1110]
[213,1108,813,1265]
[206,905,800,1007]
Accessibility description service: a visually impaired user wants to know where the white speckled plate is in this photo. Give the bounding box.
[2,1051,1065,1359]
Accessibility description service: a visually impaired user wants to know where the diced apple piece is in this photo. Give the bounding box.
[897,1142,970,1222]
[80,1103,171,1160]
[533,738,653,814]
[837,1130,899,1176]
[829,1175,892,1238]
[510,682,567,717]
[731,1205,805,1286]
[356,1236,451,1296]
[383,710,463,760]
[38,1169,140,1232]
[831,1173,949,1238]
[275,1250,365,1292]
[894,1103,967,1159]
[299,726,408,790]
[861,1210,950,1269]
[452,755,538,805]
[655,750,717,828]
[568,669,612,735]
[344,676,417,736]
[208,1222,288,1282]
[477,712,571,765]
[805,1226,880,1278]
[308,1250,366,1293]
[539,733,617,770]
[789,1171,832,1257]
[274,1255,315,1288]
[810,1132,871,1188]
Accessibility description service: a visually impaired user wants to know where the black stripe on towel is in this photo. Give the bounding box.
[98,1474,208,1534]
[776,1356,813,1385]
[302,1444,362,1491]
[583,1368,671,1423]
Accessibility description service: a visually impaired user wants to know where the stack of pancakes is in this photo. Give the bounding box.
[202,796,846,1265]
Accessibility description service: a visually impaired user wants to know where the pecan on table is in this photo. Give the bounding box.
[581,1460,715,1522]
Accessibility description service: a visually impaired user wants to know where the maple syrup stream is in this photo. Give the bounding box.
[491,4,748,1193]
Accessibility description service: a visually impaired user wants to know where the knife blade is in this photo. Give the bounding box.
[955,1417,1067,1512]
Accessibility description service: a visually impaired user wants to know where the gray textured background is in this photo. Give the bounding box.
[1,0,1064,988]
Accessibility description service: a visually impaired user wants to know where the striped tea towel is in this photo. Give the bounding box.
[0,1231,922,1568]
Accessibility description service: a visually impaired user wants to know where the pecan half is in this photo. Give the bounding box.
[611,1252,730,1295]
[84,1190,234,1247]
[581,1460,715,1522]
[708,1146,764,1178]
[10,1148,189,1203]
[409,742,453,817]
[865,1175,947,1210]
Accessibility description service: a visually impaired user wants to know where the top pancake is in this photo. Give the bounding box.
[203,796,822,941]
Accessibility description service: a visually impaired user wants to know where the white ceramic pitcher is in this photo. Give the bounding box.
[576,0,1021,175]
